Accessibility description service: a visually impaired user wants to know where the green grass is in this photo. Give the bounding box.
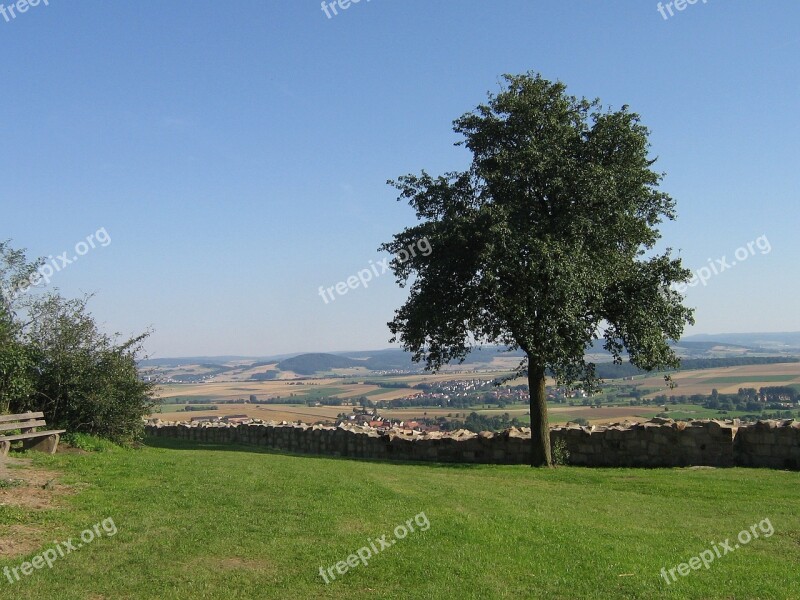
[660,404,800,421]
[153,403,191,412]
[60,433,122,453]
[159,396,216,404]
[154,403,226,413]
[662,404,750,420]
[295,386,346,400]
[1,440,798,599]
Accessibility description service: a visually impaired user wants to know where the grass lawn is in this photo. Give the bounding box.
[1,439,798,599]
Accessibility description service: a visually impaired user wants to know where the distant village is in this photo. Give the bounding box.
[186,408,451,433]
[179,376,569,433]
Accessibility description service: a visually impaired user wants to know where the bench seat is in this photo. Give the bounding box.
[0,412,67,456]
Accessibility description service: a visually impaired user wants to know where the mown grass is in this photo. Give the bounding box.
[1,439,798,599]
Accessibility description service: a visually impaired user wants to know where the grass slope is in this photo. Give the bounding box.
[1,440,799,599]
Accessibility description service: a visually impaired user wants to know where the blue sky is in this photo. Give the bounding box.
[2,1,798,357]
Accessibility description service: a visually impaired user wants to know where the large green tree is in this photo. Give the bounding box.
[381,73,695,466]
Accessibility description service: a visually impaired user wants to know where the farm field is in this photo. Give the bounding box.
[637,362,800,397]
[153,372,528,417]
[154,404,346,424]
[152,402,665,427]
[376,405,665,426]
[2,440,798,599]
[151,361,800,427]
[156,379,421,405]
[155,362,800,407]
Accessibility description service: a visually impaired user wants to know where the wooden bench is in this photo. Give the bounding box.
[0,412,66,457]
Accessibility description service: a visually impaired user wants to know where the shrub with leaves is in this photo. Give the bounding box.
[1,242,154,443]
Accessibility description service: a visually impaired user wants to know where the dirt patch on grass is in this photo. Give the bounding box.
[0,524,44,558]
[337,518,376,535]
[0,458,72,511]
[0,458,77,558]
[216,557,274,571]
[188,556,276,574]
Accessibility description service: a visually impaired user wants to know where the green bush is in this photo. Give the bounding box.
[15,295,155,444]
[552,438,570,466]
[2,243,155,444]
[0,332,33,414]
[61,432,122,453]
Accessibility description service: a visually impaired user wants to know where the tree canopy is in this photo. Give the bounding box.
[381,72,695,465]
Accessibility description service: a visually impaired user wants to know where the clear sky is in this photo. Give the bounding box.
[2,0,798,358]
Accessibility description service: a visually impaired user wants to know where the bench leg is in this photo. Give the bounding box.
[0,440,9,457]
[22,434,61,455]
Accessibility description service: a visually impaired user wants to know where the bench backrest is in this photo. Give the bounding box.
[0,412,47,434]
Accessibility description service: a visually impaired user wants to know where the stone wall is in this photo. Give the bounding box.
[555,418,737,468]
[144,418,800,469]
[734,419,800,469]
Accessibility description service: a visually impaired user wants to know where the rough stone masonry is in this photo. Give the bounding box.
[144,417,800,469]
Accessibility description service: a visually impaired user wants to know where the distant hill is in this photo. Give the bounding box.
[139,357,251,367]
[337,349,417,371]
[276,353,362,375]
[139,353,297,369]
[594,356,800,380]
[672,341,750,352]
[337,347,527,371]
[142,333,800,380]
[271,347,530,375]
[682,332,800,351]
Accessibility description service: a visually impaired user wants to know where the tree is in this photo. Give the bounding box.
[760,386,797,403]
[0,241,155,443]
[0,239,44,320]
[381,72,694,466]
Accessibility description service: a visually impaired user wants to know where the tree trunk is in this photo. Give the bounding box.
[528,362,552,467]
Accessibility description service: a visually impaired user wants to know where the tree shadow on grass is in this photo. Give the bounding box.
[143,436,492,469]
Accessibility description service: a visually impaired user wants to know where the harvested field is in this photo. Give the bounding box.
[639,362,800,397]
[154,405,345,424]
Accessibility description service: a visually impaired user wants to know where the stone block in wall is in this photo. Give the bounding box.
[734,420,799,470]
